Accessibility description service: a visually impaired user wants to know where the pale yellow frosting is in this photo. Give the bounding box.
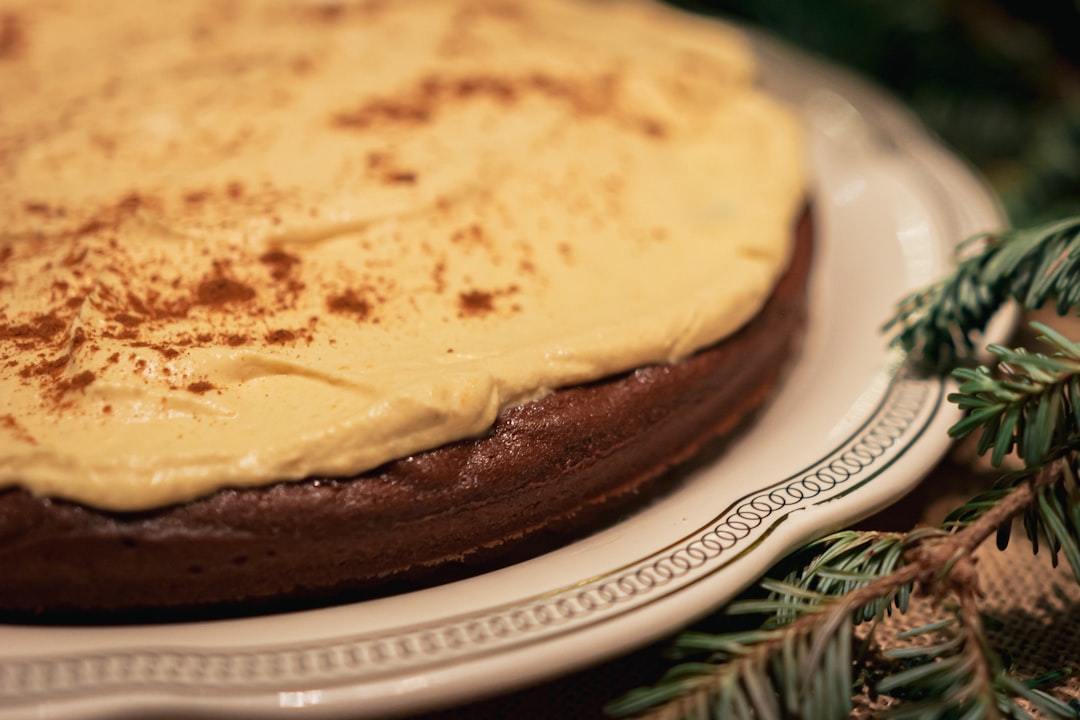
[0,0,804,511]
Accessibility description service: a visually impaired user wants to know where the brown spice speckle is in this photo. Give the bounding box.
[259,250,301,280]
[458,290,494,317]
[326,289,371,320]
[431,260,447,294]
[330,70,668,140]
[57,370,96,394]
[19,354,66,378]
[0,312,67,343]
[0,13,25,60]
[1,414,36,444]
[266,329,295,344]
[638,117,668,138]
[22,202,50,216]
[195,276,256,306]
[112,313,143,327]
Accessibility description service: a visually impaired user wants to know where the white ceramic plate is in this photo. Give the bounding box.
[0,29,1009,720]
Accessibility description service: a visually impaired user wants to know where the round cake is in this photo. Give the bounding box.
[0,0,808,617]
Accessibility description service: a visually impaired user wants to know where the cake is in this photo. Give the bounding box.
[0,0,808,617]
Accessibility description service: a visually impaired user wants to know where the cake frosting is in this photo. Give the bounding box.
[0,0,804,511]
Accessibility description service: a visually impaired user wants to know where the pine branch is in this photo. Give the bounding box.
[877,596,1000,719]
[946,338,1080,576]
[883,216,1080,373]
[948,322,1080,466]
[877,597,1077,720]
[605,464,1077,720]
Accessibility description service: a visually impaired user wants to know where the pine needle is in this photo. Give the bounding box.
[884,217,1080,373]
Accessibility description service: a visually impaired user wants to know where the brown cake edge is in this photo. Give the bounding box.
[0,207,814,620]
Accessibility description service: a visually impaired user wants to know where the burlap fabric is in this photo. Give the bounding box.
[850,450,1080,717]
[853,525,1080,716]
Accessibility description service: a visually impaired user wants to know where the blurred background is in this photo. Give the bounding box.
[669,0,1080,226]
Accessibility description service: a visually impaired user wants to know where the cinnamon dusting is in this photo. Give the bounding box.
[326,290,371,320]
[265,325,315,345]
[0,12,24,61]
[0,414,35,445]
[194,275,256,307]
[0,312,67,343]
[259,250,301,280]
[112,313,144,328]
[53,370,96,399]
[457,290,494,317]
[331,72,666,139]
[19,355,69,379]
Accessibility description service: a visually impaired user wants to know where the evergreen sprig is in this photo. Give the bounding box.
[608,216,1080,718]
[606,467,1079,718]
[878,606,1078,720]
[763,529,936,625]
[948,322,1080,466]
[884,217,1080,373]
[604,613,856,720]
[941,463,1080,581]
[942,319,1080,578]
